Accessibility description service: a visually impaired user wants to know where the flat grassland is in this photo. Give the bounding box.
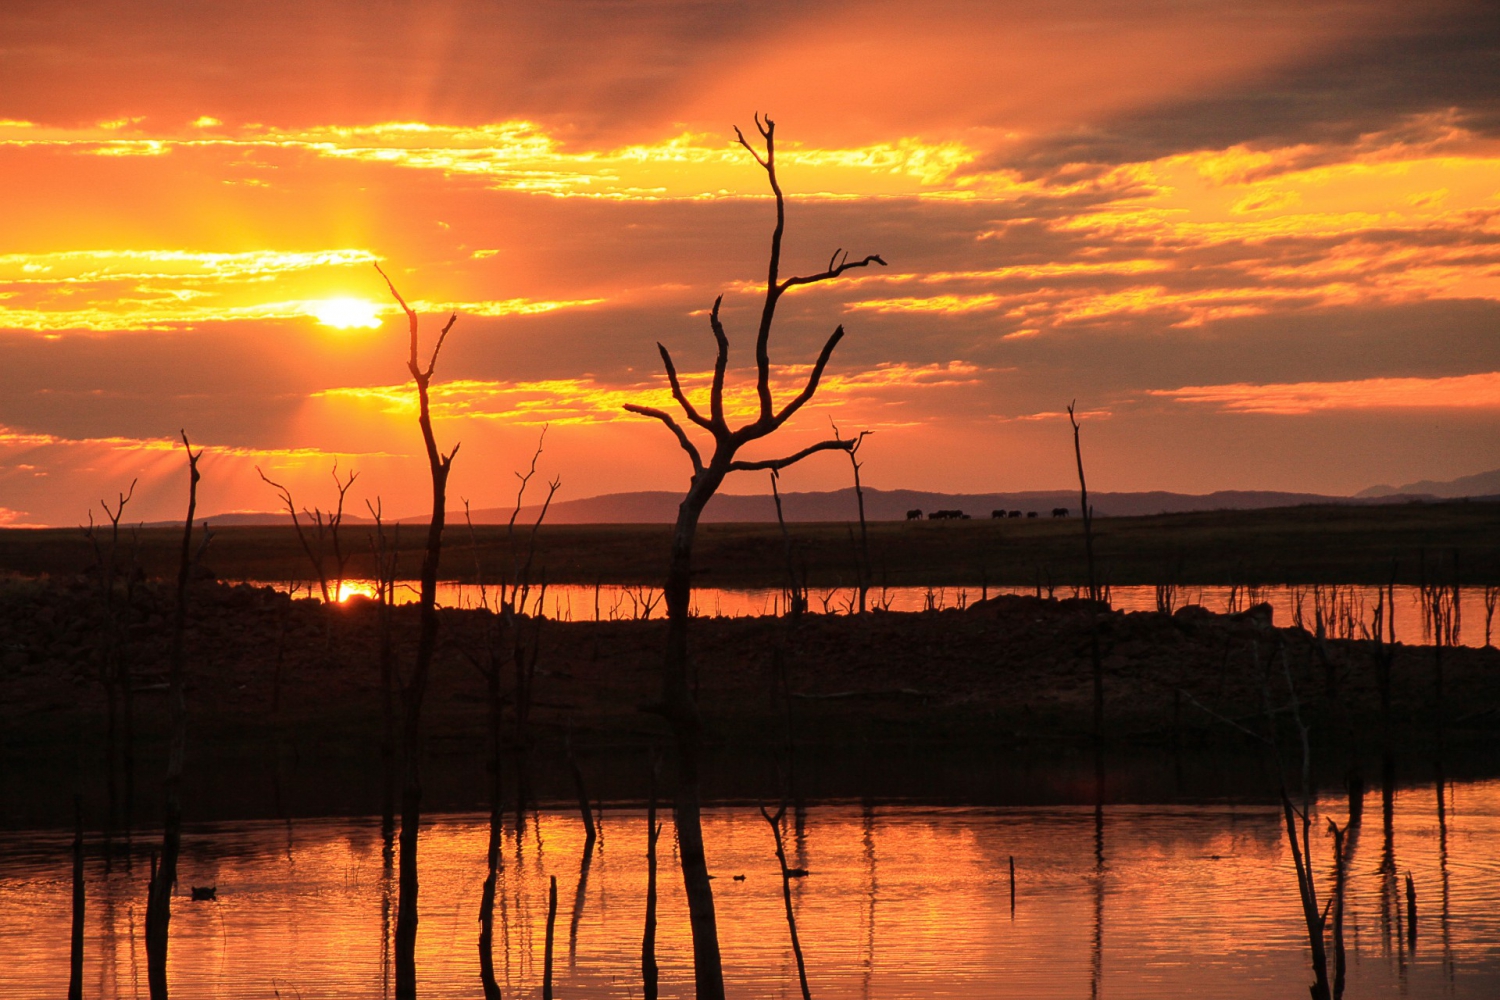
[1,500,1496,587]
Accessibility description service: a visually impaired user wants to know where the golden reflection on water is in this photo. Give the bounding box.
[5,783,1500,998]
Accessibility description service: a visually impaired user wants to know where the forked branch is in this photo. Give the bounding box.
[765,325,846,433]
[624,404,704,474]
[734,114,886,424]
[730,437,852,473]
[657,343,713,431]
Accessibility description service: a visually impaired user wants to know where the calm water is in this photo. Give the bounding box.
[5,782,1500,998]
[271,579,1496,648]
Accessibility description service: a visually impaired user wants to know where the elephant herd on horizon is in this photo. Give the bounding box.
[905,507,1069,521]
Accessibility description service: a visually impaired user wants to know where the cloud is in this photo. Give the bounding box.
[0,247,606,332]
[1002,2,1500,171]
[0,118,978,200]
[1150,372,1500,414]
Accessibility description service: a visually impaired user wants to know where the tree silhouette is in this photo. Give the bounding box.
[376,264,459,1000]
[625,114,884,999]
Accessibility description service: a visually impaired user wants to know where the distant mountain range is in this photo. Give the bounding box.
[1357,467,1500,499]
[170,467,1499,527]
[478,483,1490,524]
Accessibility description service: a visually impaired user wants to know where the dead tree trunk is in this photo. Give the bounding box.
[367,502,400,851]
[568,743,598,847]
[643,757,661,1000]
[1327,820,1347,999]
[379,267,459,1000]
[70,798,84,1000]
[770,471,805,619]
[1068,403,1105,745]
[761,802,812,1000]
[833,425,872,614]
[145,433,201,1000]
[543,874,558,1000]
[624,116,883,998]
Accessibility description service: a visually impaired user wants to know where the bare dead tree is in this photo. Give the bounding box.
[832,422,873,614]
[1271,646,1337,1000]
[145,431,202,1000]
[81,478,138,844]
[623,115,884,999]
[1066,402,1099,605]
[761,801,812,1000]
[378,264,459,1000]
[256,461,359,602]
[1183,642,1341,999]
[500,440,560,835]
[1068,402,1105,745]
[769,471,807,619]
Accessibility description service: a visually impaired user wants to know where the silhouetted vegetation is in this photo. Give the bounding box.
[6,502,1496,591]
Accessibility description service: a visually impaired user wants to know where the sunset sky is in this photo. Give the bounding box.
[1,0,1498,525]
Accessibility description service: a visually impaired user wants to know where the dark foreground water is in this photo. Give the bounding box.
[4,779,1499,998]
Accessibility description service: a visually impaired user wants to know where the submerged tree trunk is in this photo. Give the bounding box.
[762,803,812,1000]
[478,649,503,1000]
[543,875,558,1000]
[70,799,84,1000]
[145,434,200,1000]
[622,117,884,998]
[381,269,459,1000]
[662,477,727,1000]
[643,759,661,1000]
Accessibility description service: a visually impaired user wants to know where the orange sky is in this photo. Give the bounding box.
[1,0,1498,524]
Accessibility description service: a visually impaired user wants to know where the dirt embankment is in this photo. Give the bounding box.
[3,573,1498,758]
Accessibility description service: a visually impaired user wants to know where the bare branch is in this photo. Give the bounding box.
[427,311,459,378]
[732,126,768,168]
[778,253,887,293]
[766,325,845,432]
[1179,688,1274,745]
[657,343,712,431]
[750,114,785,422]
[375,263,420,378]
[100,478,138,528]
[729,437,851,473]
[624,403,704,474]
[376,262,457,382]
[257,465,329,602]
[708,297,729,429]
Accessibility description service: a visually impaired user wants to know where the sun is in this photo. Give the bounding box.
[308,297,383,330]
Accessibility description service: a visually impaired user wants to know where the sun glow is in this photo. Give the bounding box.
[309,297,382,330]
[335,581,379,603]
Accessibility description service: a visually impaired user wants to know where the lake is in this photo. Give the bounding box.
[265,579,1495,649]
[5,780,1499,998]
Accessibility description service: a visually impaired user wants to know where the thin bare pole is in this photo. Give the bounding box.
[1068,402,1105,745]
[543,875,558,1000]
[643,756,662,1000]
[69,797,84,1000]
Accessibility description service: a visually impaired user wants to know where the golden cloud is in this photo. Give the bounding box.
[0,119,977,200]
[317,361,983,428]
[1150,373,1500,414]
